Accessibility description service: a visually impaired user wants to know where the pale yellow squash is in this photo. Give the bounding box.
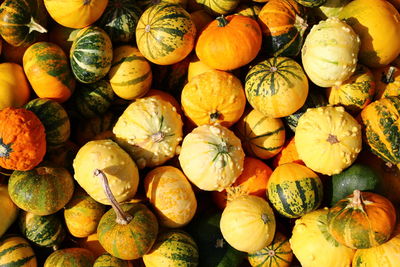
[0,184,19,238]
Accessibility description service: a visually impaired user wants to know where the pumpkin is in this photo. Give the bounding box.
[272,137,304,168]
[44,248,95,267]
[301,17,360,87]
[64,187,106,238]
[48,23,80,54]
[190,9,213,34]
[113,97,183,169]
[0,107,46,171]
[93,253,133,267]
[136,3,196,65]
[70,26,113,84]
[220,195,276,253]
[108,45,152,100]
[144,166,197,228]
[213,157,272,209]
[0,184,18,238]
[144,89,182,116]
[327,64,375,113]
[195,0,240,15]
[96,169,159,260]
[0,236,37,267]
[77,233,107,259]
[295,106,362,175]
[339,0,400,68]
[235,109,285,159]
[235,3,261,20]
[142,230,199,267]
[196,15,262,71]
[295,0,326,7]
[0,63,30,110]
[373,66,400,100]
[187,54,215,82]
[312,0,350,19]
[136,0,188,10]
[181,70,246,127]
[73,139,139,205]
[8,164,74,216]
[257,0,307,57]
[248,232,293,267]
[245,57,309,118]
[327,190,397,249]
[361,96,400,169]
[0,0,47,47]
[179,124,245,191]
[44,0,108,29]
[290,208,355,267]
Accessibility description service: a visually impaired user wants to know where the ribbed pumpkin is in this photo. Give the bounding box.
[136,3,196,65]
[0,63,30,110]
[248,232,293,267]
[179,124,245,191]
[23,42,75,103]
[327,190,397,249]
[0,0,47,47]
[113,97,183,169]
[8,165,74,216]
[258,0,307,57]
[245,57,309,118]
[373,66,400,100]
[0,236,37,267]
[361,96,400,168]
[235,109,285,159]
[44,0,108,29]
[0,108,46,171]
[48,23,80,54]
[93,253,133,267]
[70,26,113,84]
[108,45,152,100]
[181,70,246,127]
[142,230,199,267]
[295,106,362,175]
[44,248,95,267]
[272,137,304,168]
[235,3,261,20]
[301,17,360,87]
[195,0,240,14]
[0,184,18,238]
[220,195,276,253]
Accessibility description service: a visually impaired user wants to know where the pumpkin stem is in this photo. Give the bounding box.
[83,0,91,4]
[210,111,221,122]
[27,17,47,34]
[327,134,339,144]
[294,14,308,36]
[94,169,133,225]
[151,131,165,143]
[382,66,396,84]
[261,213,270,224]
[352,190,364,209]
[216,15,229,27]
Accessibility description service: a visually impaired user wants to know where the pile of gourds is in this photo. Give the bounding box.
[0,0,399,266]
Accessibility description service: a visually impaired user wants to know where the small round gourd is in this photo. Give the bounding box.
[93,253,133,267]
[0,236,37,267]
[44,248,95,267]
[373,66,400,100]
[312,0,350,19]
[195,0,240,15]
[0,63,30,110]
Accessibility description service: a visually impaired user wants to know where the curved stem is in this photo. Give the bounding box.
[216,15,229,27]
[210,111,220,122]
[28,17,47,34]
[382,66,396,84]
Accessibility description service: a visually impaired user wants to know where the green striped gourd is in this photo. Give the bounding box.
[267,163,323,218]
[312,0,350,20]
[0,236,37,267]
[25,98,70,148]
[98,0,142,43]
[44,248,95,267]
[294,0,326,7]
[18,211,66,248]
[143,230,199,267]
[234,3,262,20]
[196,0,240,15]
[70,26,113,84]
[93,253,133,267]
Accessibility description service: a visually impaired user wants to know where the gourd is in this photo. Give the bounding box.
[373,66,400,99]
[0,63,30,110]
[144,89,182,116]
[312,0,350,19]
[234,3,261,20]
[93,253,133,267]
[195,0,240,15]
[77,233,107,259]
[179,124,245,191]
[0,184,19,238]
[187,54,215,82]
[301,17,360,87]
[0,236,37,267]
[44,248,95,267]
[295,0,326,7]
[272,137,304,167]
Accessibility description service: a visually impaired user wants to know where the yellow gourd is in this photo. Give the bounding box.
[0,63,30,110]
[0,185,19,238]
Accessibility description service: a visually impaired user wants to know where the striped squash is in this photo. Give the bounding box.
[0,236,37,267]
[136,3,196,65]
[25,98,70,148]
[195,0,240,15]
[373,66,400,100]
[136,0,188,9]
[245,57,309,118]
[70,26,113,84]
[235,109,285,160]
[108,45,152,100]
[18,211,66,248]
[143,230,199,267]
[44,248,95,267]
[93,253,133,267]
[295,0,326,7]
[235,3,262,20]
[267,163,323,218]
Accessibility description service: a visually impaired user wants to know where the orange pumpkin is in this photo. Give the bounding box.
[272,136,304,168]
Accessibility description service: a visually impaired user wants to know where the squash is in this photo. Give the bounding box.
[179,124,245,191]
[290,208,355,267]
[44,0,108,29]
[0,107,46,171]
[0,236,37,267]
[108,45,152,100]
[136,3,196,65]
[23,42,75,103]
[312,0,350,19]
[181,70,246,127]
[295,0,326,7]
[196,15,262,71]
[235,3,261,20]
[144,166,197,228]
[295,106,362,175]
[70,26,113,84]
[272,137,304,168]
[77,233,107,259]
[373,66,400,100]
[144,89,182,116]
[339,0,400,68]
[48,23,80,54]
[73,139,139,205]
[44,248,95,267]
[0,63,30,110]
[187,54,215,82]
[142,230,199,267]
[301,17,360,87]
[113,97,183,169]
[245,57,309,118]
[8,164,74,216]
[136,0,188,10]
[327,190,397,249]
[0,184,18,238]
[195,0,240,15]
[0,0,47,47]
[93,253,133,267]
[190,9,213,34]
[220,195,276,253]
[235,109,285,159]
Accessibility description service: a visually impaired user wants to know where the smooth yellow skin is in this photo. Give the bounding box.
[0,236,37,266]
[0,185,19,238]
[0,63,30,110]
